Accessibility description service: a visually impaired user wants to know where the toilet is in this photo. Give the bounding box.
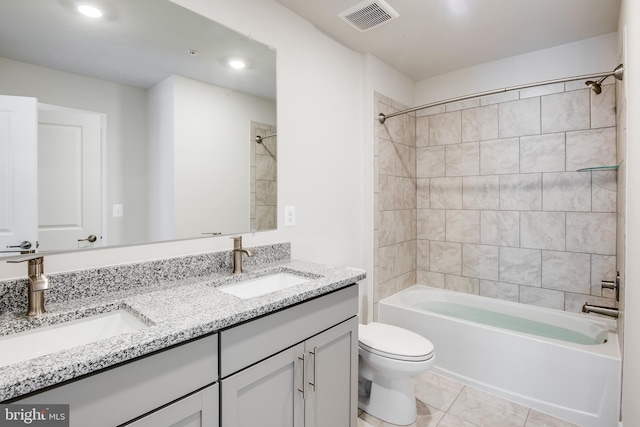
[358,322,435,426]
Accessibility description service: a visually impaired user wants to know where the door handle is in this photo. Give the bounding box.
[77,235,97,243]
[6,241,32,250]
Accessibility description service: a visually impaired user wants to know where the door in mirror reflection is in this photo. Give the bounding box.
[0,95,38,255]
[38,105,102,251]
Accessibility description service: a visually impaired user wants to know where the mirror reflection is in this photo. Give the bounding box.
[0,0,277,255]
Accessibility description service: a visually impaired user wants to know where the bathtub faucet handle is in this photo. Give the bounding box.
[601,272,620,301]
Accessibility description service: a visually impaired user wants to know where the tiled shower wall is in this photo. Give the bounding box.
[250,121,277,231]
[374,80,619,317]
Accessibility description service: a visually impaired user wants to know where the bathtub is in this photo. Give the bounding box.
[378,285,621,427]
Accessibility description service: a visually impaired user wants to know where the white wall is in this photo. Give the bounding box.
[415,32,619,105]
[0,0,366,279]
[148,74,276,240]
[619,1,640,425]
[0,57,148,247]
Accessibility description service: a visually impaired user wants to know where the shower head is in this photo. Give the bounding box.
[585,64,624,94]
[585,80,602,94]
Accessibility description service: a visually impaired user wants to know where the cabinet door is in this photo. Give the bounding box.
[304,317,358,427]
[125,384,218,427]
[222,343,304,427]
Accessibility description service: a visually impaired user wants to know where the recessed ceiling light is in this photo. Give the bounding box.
[228,59,246,69]
[77,4,103,18]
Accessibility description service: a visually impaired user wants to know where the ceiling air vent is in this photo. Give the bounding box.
[338,0,399,32]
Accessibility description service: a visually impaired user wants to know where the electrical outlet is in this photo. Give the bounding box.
[284,206,296,227]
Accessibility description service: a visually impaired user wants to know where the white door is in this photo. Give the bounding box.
[0,95,38,255]
[37,105,102,251]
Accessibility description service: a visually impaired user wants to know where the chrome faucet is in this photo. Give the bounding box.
[231,236,255,274]
[8,256,49,316]
[582,303,619,318]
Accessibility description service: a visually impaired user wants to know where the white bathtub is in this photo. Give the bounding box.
[378,285,621,427]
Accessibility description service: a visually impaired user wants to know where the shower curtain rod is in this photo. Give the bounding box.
[377,64,624,124]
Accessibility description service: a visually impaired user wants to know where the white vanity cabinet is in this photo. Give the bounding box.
[14,334,219,427]
[220,285,359,427]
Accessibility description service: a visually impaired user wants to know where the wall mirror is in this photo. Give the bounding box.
[0,0,277,257]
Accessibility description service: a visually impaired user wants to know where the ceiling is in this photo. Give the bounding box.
[274,0,621,81]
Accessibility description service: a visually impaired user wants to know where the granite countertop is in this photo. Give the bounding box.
[0,260,365,402]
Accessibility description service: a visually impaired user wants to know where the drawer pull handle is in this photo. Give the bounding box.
[309,347,317,391]
[298,354,306,399]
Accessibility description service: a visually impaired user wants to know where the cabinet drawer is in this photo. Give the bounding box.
[220,285,357,378]
[16,334,218,427]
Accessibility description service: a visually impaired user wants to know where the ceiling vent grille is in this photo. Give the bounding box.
[338,0,399,32]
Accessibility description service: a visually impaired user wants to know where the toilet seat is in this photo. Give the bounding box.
[359,322,434,362]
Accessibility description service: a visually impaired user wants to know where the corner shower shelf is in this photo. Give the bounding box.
[576,165,619,172]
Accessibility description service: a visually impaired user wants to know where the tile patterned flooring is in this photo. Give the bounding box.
[357,371,579,427]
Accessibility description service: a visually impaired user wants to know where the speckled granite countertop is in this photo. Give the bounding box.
[0,258,365,402]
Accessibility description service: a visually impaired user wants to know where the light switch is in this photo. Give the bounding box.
[113,204,123,217]
[284,205,296,227]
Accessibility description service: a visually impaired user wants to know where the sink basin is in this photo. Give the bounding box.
[219,273,310,299]
[0,309,148,368]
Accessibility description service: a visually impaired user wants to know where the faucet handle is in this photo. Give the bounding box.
[7,255,45,264]
[231,236,242,249]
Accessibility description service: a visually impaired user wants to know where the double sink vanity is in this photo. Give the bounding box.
[0,242,365,426]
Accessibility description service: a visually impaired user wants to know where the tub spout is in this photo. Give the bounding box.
[582,303,619,318]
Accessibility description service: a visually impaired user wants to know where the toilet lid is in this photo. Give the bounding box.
[359,322,434,361]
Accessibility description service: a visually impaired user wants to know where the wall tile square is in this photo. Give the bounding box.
[430,177,463,209]
[463,175,499,210]
[499,247,541,287]
[379,210,396,246]
[416,105,446,117]
[397,144,415,178]
[417,146,446,177]
[542,172,591,212]
[480,138,519,175]
[418,209,446,241]
[444,274,479,294]
[500,173,542,210]
[520,133,566,173]
[429,111,462,145]
[480,91,519,106]
[462,105,498,142]
[542,250,591,294]
[446,210,480,243]
[417,239,430,270]
[379,140,397,176]
[462,244,499,280]
[519,82,564,99]
[592,170,617,213]
[479,280,519,302]
[499,97,540,137]
[430,241,462,275]
[416,116,429,147]
[396,210,414,243]
[519,286,564,310]
[566,127,617,171]
[402,177,417,209]
[418,270,445,288]
[591,84,616,129]
[520,211,565,250]
[566,212,616,255]
[541,90,590,133]
[480,211,520,247]
[446,98,480,112]
[417,178,430,208]
[446,142,480,176]
[591,255,617,297]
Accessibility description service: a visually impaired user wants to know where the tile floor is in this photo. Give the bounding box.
[357,371,579,427]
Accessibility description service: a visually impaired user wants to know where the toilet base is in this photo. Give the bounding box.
[358,361,420,425]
